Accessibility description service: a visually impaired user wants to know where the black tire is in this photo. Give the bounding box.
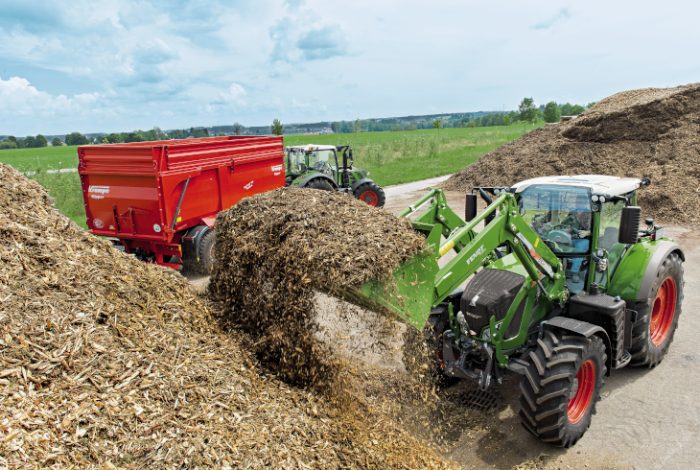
[519,331,607,447]
[305,178,334,191]
[353,181,386,208]
[629,252,684,367]
[183,229,216,275]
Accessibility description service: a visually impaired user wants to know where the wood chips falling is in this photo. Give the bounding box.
[209,187,427,387]
[0,164,455,468]
[444,83,700,224]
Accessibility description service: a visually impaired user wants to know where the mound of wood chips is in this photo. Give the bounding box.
[444,83,700,224]
[0,164,454,468]
[209,187,427,387]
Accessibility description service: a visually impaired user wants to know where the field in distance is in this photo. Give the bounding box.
[0,123,538,226]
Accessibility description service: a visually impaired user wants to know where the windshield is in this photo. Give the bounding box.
[307,149,336,172]
[518,185,592,254]
[286,148,336,174]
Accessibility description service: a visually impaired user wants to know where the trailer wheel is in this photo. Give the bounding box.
[306,178,334,191]
[519,332,606,448]
[197,230,216,274]
[183,229,216,275]
[629,252,684,367]
[354,182,386,207]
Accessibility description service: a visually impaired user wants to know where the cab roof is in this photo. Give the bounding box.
[286,144,336,152]
[511,175,642,196]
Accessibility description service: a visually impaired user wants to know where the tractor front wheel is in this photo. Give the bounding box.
[354,182,386,207]
[629,252,684,367]
[519,332,607,447]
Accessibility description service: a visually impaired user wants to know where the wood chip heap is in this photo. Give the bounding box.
[444,83,700,224]
[209,187,426,387]
[0,164,453,468]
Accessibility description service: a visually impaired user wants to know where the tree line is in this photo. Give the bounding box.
[0,97,592,149]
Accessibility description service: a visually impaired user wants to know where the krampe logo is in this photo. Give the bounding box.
[88,185,110,200]
[271,164,283,175]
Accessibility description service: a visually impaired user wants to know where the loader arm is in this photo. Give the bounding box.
[340,189,567,330]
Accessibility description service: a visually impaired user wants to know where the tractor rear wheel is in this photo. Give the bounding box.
[354,182,386,207]
[519,331,607,447]
[629,252,684,367]
[306,178,334,191]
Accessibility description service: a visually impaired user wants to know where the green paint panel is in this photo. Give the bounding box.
[340,250,439,329]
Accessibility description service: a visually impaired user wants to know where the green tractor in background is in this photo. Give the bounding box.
[285,144,386,207]
[339,175,684,447]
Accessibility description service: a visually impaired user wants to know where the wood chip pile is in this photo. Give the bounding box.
[0,164,454,468]
[443,83,700,224]
[209,187,427,387]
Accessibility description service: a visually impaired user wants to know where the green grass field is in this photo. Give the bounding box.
[0,123,538,226]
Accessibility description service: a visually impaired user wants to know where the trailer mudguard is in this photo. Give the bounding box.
[350,177,374,192]
[542,316,613,375]
[608,240,684,302]
[292,172,337,189]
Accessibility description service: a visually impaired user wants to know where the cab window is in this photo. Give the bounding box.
[599,199,627,277]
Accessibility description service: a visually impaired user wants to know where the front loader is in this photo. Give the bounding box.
[339,176,684,447]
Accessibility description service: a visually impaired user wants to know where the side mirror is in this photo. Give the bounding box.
[465,194,477,221]
[619,206,641,244]
[640,177,651,187]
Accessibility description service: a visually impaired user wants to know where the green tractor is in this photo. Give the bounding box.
[340,175,683,447]
[285,144,386,207]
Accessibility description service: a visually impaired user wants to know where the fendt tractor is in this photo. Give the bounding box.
[285,144,386,207]
[343,175,683,447]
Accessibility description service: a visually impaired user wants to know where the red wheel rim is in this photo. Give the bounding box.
[567,359,596,425]
[650,277,677,346]
[358,190,379,206]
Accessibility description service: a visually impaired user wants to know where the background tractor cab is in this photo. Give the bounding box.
[285,144,386,207]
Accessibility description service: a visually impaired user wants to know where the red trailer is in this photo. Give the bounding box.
[79,136,285,272]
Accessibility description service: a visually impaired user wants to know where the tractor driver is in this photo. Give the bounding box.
[559,193,592,283]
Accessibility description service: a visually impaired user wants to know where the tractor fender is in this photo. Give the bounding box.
[608,240,685,302]
[351,177,375,192]
[295,173,337,189]
[541,316,613,375]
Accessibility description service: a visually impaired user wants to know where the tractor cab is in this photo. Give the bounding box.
[284,144,386,207]
[285,144,340,181]
[512,175,648,293]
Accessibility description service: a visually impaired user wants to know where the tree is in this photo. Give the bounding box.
[232,122,244,135]
[432,119,443,129]
[271,119,284,136]
[23,136,36,148]
[559,102,586,117]
[0,139,17,149]
[35,134,48,147]
[65,132,89,146]
[543,101,561,123]
[190,127,209,138]
[518,97,538,123]
[51,137,63,146]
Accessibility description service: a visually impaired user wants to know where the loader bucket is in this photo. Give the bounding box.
[337,250,439,330]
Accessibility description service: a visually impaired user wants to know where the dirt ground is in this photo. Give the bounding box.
[188,178,700,469]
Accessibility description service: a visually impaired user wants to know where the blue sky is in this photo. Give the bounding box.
[1,0,699,136]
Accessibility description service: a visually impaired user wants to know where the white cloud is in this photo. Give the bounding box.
[1,0,700,134]
[0,76,99,117]
[224,82,247,104]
